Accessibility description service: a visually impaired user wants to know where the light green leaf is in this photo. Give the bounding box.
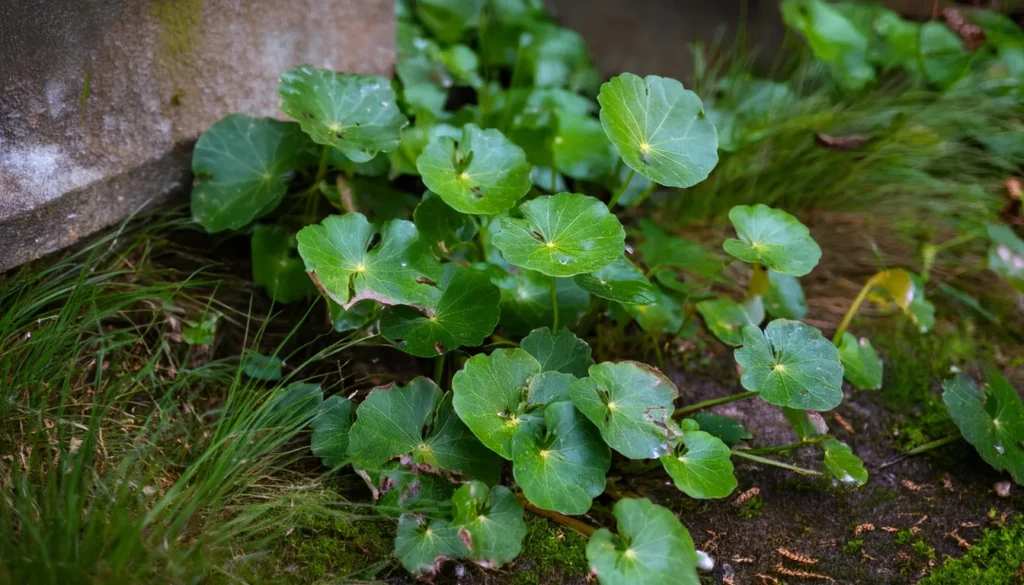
[181,312,218,346]
[495,193,625,277]
[485,264,591,335]
[452,348,542,459]
[735,320,844,411]
[523,24,599,92]
[417,124,533,215]
[690,412,752,446]
[520,327,593,378]
[623,286,683,334]
[780,0,875,91]
[414,192,479,257]
[242,353,282,381]
[396,52,449,117]
[586,498,700,585]
[416,0,484,44]
[598,73,718,188]
[724,204,822,276]
[920,22,970,89]
[251,224,315,304]
[452,482,527,567]
[696,298,758,346]
[381,265,500,357]
[311,396,354,468]
[943,371,1024,484]
[988,224,1024,293]
[783,407,829,441]
[660,429,737,499]
[296,213,442,309]
[553,112,616,181]
[191,114,314,232]
[821,438,868,487]
[569,362,679,459]
[394,514,470,578]
[574,256,658,305]
[512,401,610,514]
[440,44,483,88]
[348,378,501,484]
[279,65,407,163]
[837,332,883,390]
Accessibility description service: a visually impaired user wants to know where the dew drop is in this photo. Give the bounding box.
[995,443,1006,455]
[400,262,408,268]
[625,245,634,255]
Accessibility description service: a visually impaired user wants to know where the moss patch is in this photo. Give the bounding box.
[921,515,1024,585]
[513,516,589,585]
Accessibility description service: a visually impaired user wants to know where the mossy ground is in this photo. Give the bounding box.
[921,515,1024,585]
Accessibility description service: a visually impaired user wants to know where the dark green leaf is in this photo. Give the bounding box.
[311,396,354,468]
[381,264,501,357]
[527,371,576,405]
[495,193,625,277]
[329,299,376,333]
[623,286,683,334]
[638,221,723,278]
[485,263,591,335]
[520,327,593,378]
[418,124,533,214]
[598,73,718,188]
[920,22,970,89]
[734,320,844,411]
[394,514,470,578]
[296,213,442,309]
[452,481,527,567]
[191,114,314,232]
[553,112,616,181]
[837,332,883,390]
[251,224,315,304]
[574,256,658,305]
[586,498,700,585]
[414,191,479,257]
[724,204,821,276]
[943,371,1024,484]
[690,412,752,446]
[821,438,868,487]
[279,65,407,162]
[242,353,283,381]
[511,401,610,514]
[416,0,484,44]
[569,362,678,459]
[359,462,455,516]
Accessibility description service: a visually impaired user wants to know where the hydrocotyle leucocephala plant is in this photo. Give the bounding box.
[183,0,1024,581]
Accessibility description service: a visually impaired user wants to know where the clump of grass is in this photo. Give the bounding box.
[0,213,360,585]
[921,515,1024,585]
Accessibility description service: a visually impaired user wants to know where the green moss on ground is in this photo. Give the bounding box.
[921,515,1024,585]
[513,516,589,585]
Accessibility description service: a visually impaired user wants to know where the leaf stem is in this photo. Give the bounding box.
[550,277,559,331]
[730,449,822,476]
[673,391,758,419]
[433,354,445,385]
[744,437,823,455]
[631,181,657,207]
[832,273,881,345]
[905,434,961,456]
[608,168,635,209]
[516,495,596,537]
[314,144,331,184]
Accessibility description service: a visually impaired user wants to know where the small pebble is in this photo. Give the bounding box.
[995,480,1012,498]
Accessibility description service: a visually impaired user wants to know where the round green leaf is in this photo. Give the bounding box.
[574,256,657,305]
[586,498,700,585]
[381,265,500,357]
[311,396,354,468]
[191,114,315,232]
[760,269,808,320]
[569,361,679,459]
[279,65,407,163]
[452,482,527,568]
[660,429,737,499]
[942,371,1024,484]
[837,332,883,390]
[696,298,758,346]
[622,286,684,334]
[821,438,868,487]
[394,514,470,578]
[414,192,478,257]
[690,412,752,447]
[724,204,822,276]
[494,193,625,277]
[734,320,844,411]
[452,349,542,459]
[348,378,500,484]
[511,401,610,514]
[417,124,533,215]
[520,326,593,378]
[527,371,576,406]
[251,224,316,304]
[296,213,442,309]
[553,112,616,181]
[598,73,718,188]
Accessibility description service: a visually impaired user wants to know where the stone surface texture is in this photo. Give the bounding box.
[0,0,394,271]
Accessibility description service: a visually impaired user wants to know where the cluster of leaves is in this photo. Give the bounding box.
[181,0,1024,580]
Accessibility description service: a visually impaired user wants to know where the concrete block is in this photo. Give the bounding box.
[0,0,394,271]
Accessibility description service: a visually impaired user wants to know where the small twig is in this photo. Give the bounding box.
[878,434,962,469]
[674,391,759,418]
[517,494,597,537]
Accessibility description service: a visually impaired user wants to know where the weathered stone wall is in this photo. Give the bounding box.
[0,0,394,271]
